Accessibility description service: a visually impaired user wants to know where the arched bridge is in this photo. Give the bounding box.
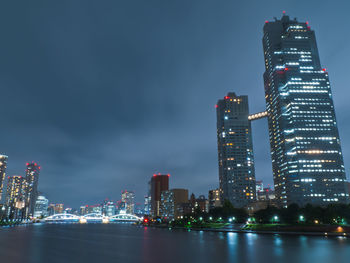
[44,213,142,223]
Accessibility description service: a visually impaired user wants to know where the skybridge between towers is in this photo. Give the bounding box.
[248,111,268,121]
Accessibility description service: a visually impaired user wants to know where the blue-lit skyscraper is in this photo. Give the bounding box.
[216,93,256,208]
[263,14,349,207]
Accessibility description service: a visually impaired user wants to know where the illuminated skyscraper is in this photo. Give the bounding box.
[0,155,8,202]
[263,14,349,207]
[121,190,135,214]
[6,175,26,219]
[150,174,169,217]
[24,162,40,217]
[33,195,49,218]
[216,93,256,208]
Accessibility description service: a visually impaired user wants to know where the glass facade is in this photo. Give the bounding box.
[24,162,40,217]
[216,93,256,208]
[263,15,349,207]
[0,155,8,202]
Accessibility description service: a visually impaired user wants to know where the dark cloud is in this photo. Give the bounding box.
[0,0,349,207]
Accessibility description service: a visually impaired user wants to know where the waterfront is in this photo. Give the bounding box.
[0,224,350,263]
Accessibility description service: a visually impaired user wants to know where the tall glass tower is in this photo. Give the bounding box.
[24,162,40,217]
[263,14,349,207]
[216,93,256,208]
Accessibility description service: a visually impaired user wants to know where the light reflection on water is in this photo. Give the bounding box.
[0,224,349,263]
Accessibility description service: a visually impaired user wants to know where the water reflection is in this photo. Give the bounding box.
[0,224,349,263]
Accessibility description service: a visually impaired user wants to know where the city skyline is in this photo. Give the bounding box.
[1,2,350,207]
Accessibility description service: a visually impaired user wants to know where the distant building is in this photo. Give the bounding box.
[216,93,256,208]
[121,191,135,214]
[24,162,40,217]
[144,196,151,215]
[257,188,275,201]
[0,155,8,203]
[54,204,64,214]
[79,206,87,215]
[33,195,49,218]
[150,174,169,217]
[256,181,263,194]
[208,189,221,210]
[171,189,189,219]
[160,190,174,219]
[47,204,55,216]
[105,201,116,216]
[195,195,209,213]
[6,175,26,220]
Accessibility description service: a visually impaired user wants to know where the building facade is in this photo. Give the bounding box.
[208,189,221,210]
[263,14,349,207]
[6,175,26,220]
[121,190,135,214]
[0,155,8,203]
[24,162,40,217]
[216,93,256,208]
[150,174,169,217]
[33,195,49,218]
[160,190,174,219]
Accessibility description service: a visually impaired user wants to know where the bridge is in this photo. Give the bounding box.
[44,213,142,224]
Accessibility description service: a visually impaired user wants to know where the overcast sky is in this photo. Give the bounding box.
[0,0,349,208]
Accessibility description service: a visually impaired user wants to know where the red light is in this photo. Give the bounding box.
[224,96,230,99]
[283,10,286,14]
[34,163,37,166]
[265,20,269,24]
[144,218,148,223]
[215,104,218,108]
[306,21,309,25]
[307,26,311,30]
[167,174,170,177]
[285,67,289,71]
[26,163,29,166]
[322,68,327,72]
[153,174,156,177]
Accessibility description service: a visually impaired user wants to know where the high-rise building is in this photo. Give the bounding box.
[33,195,49,218]
[150,174,169,217]
[121,190,135,214]
[160,190,174,219]
[24,162,40,217]
[263,14,349,207]
[0,155,8,202]
[216,93,256,208]
[6,175,26,220]
[208,189,221,210]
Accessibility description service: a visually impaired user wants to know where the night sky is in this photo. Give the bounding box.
[1,1,349,208]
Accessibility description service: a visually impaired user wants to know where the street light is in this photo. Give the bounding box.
[272,215,279,223]
[299,215,304,222]
[209,216,213,221]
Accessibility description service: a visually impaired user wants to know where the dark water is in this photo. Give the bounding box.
[0,224,350,263]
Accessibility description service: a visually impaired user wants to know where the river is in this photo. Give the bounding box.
[0,223,349,263]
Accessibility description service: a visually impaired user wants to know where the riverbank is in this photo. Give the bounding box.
[147,223,350,237]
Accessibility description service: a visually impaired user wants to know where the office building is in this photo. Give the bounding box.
[0,155,8,202]
[150,174,169,217]
[6,175,26,220]
[216,93,257,207]
[33,195,49,218]
[263,14,349,207]
[208,189,221,210]
[24,162,40,217]
[160,190,174,219]
[54,204,64,214]
[121,190,135,214]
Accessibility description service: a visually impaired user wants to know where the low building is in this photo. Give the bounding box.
[208,189,221,210]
